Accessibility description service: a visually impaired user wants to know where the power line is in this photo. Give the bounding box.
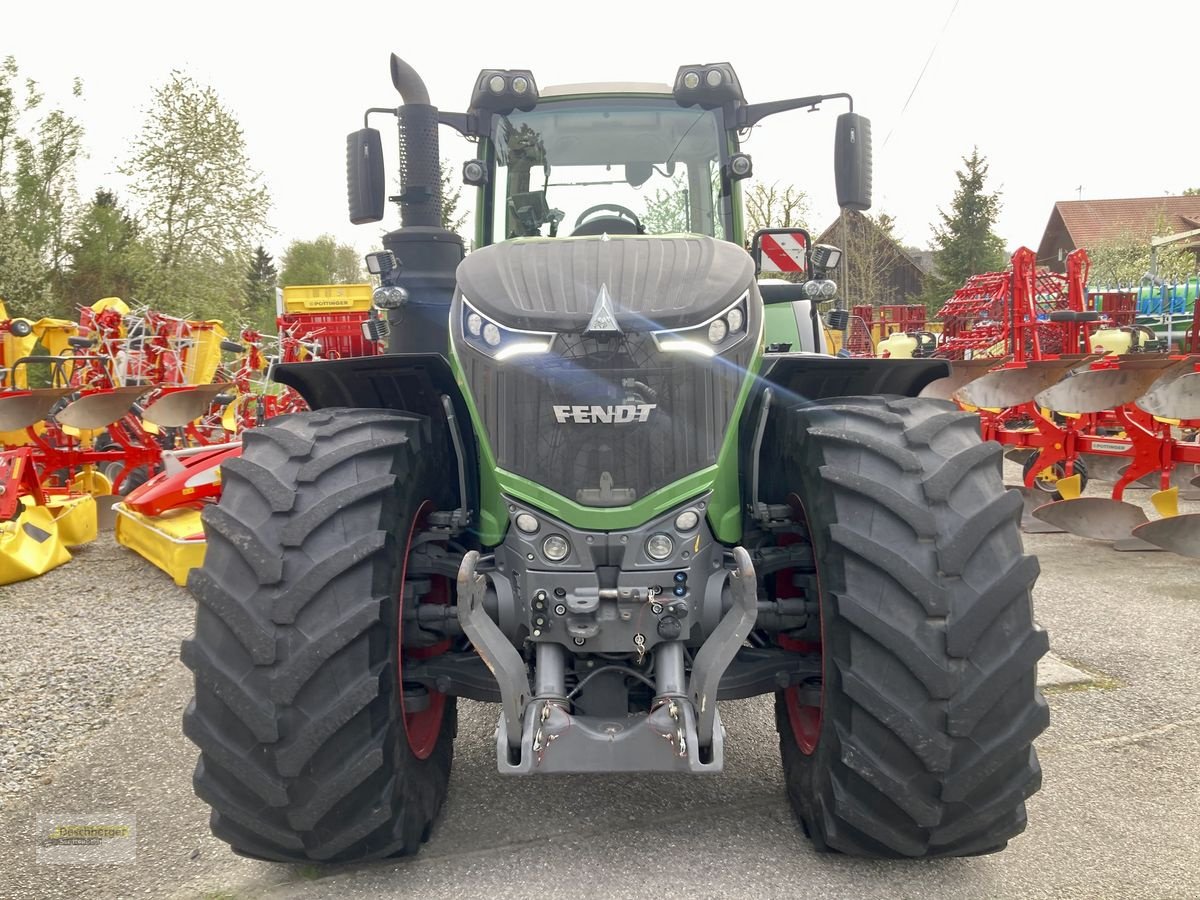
[881,0,961,148]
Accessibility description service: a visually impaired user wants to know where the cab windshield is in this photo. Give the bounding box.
[488,97,730,244]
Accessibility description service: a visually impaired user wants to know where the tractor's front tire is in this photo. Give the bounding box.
[763,396,1048,858]
[182,408,456,863]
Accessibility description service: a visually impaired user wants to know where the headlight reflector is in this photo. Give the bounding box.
[707,318,728,344]
[543,534,570,561]
[674,510,699,531]
[646,533,674,561]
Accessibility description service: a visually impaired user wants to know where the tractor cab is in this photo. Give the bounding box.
[477,83,735,245]
[345,59,872,354]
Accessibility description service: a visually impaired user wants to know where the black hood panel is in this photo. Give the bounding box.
[457,235,754,331]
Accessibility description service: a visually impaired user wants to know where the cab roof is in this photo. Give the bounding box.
[539,82,673,98]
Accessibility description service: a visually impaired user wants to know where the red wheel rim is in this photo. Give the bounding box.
[778,493,825,756]
[397,501,449,760]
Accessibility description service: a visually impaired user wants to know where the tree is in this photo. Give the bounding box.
[0,56,86,318]
[744,181,809,235]
[640,167,727,236]
[1086,224,1195,287]
[920,148,1007,311]
[121,72,270,318]
[440,159,468,235]
[279,235,362,286]
[1183,187,1199,196]
[640,173,692,234]
[837,210,922,306]
[62,189,151,311]
[243,245,278,325]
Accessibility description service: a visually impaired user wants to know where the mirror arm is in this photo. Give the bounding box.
[360,107,479,139]
[362,107,397,129]
[735,92,854,129]
[438,110,481,138]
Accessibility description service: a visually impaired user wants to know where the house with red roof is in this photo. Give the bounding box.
[1036,195,1200,272]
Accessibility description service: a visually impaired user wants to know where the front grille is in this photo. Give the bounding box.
[463,332,751,506]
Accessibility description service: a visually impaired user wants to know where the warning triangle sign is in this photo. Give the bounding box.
[586,283,621,334]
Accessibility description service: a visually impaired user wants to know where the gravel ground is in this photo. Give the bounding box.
[0,466,1197,898]
[0,539,193,807]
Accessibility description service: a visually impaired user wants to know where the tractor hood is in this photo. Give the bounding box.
[456,235,754,332]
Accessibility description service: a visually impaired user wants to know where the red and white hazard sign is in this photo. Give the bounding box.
[758,232,807,273]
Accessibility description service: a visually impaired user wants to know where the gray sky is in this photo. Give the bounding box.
[7,0,1198,262]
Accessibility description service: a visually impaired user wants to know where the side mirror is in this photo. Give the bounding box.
[750,228,810,278]
[834,112,872,211]
[347,128,386,224]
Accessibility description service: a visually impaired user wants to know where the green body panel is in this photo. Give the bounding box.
[447,344,507,545]
[450,331,763,547]
[763,303,802,349]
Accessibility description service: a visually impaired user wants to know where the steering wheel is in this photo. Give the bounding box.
[572,204,643,236]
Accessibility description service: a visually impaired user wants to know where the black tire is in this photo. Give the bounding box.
[1023,450,1088,500]
[761,396,1048,858]
[93,433,151,495]
[182,407,457,863]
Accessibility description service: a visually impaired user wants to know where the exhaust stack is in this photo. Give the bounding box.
[389,54,443,230]
[347,54,464,354]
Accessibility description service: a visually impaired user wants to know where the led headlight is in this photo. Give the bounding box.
[705,69,724,87]
[682,71,700,90]
[646,533,674,561]
[820,280,838,298]
[515,513,539,534]
[674,510,699,531]
[460,297,556,360]
[488,74,506,94]
[373,286,409,309]
[651,291,751,356]
[542,534,570,561]
[512,75,530,94]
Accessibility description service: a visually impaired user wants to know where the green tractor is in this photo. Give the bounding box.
[182,55,1047,863]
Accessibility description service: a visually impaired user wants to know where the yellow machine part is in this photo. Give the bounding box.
[184,322,228,385]
[0,504,72,586]
[876,332,918,359]
[20,493,99,546]
[0,420,44,448]
[114,504,207,586]
[71,467,113,497]
[1,327,39,389]
[1090,328,1134,355]
[91,296,130,317]
[281,283,373,313]
[30,317,81,360]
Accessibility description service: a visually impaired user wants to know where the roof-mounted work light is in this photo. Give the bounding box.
[672,63,744,109]
[470,69,539,114]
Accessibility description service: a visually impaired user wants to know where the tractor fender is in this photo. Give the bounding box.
[274,353,478,525]
[759,354,950,403]
[274,353,461,415]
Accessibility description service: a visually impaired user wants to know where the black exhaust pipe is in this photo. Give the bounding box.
[380,53,464,354]
[389,54,442,230]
